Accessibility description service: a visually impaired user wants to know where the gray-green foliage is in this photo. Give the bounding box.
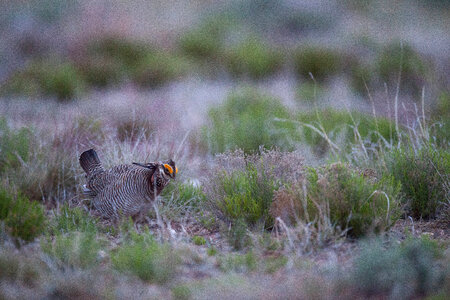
[112,230,179,283]
[0,187,46,243]
[203,88,296,154]
[385,146,449,219]
[352,237,446,298]
[41,231,102,270]
[0,118,31,173]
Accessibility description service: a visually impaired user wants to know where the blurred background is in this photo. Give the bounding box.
[0,0,448,156]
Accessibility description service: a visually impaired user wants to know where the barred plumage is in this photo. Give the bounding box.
[79,149,177,219]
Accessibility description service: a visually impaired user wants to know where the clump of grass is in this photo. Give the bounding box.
[225,37,283,79]
[271,163,402,238]
[41,231,102,270]
[74,55,124,88]
[51,204,98,235]
[294,109,397,156]
[352,237,446,298]
[116,116,155,142]
[376,42,429,98]
[0,187,46,243]
[349,63,374,97]
[0,248,42,287]
[218,251,257,273]
[1,59,85,100]
[294,47,342,83]
[111,230,179,283]
[204,149,304,239]
[192,235,206,246]
[131,51,191,88]
[385,146,449,219]
[203,88,296,154]
[178,18,227,60]
[0,118,31,173]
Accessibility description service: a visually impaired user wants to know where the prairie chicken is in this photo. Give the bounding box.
[79,149,177,219]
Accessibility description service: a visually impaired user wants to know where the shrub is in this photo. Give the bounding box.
[349,63,374,97]
[352,237,445,298]
[295,109,397,156]
[41,231,102,270]
[218,251,257,273]
[75,55,124,88]
[0,187,46,243]
[87,36,150,71]
[204,150,304,232]
[131,51,190,88]
[0,249,41,287]
[225,37,283,79]
[192,235,206,246]
[178,18,226,59]
[270,163,402,237]
[375,42,429,98]
[1,59,85,100]
[385,146,449,219]
[51,204,98,235]
[294,47,342,82]
[203,88,296,154]
[111,231,179,283]
[0,118,31,173]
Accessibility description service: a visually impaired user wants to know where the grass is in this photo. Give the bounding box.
[41,231,102,270]
[294,47,342,83]
[51,204,98,235]
[376,42,429,98]
[0,187,46,243]
[1,59,85,100]
[385,146,449,219]
[203,88,296,154]
[352,237,445,298]
[0,118,31,173]
[271,163,402,238]
[225,37,283,79]
[111,230,179,283]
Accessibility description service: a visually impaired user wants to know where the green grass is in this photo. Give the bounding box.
[51,204,98,235]
[0,118,31,174]
[0,187,46,243]
[385,146,449,219]
[225,37,283,79]
[1,59,85,100]
[294,47,342,82]
[41,231,102,270]
[203,88,296,154]
[112,230,179,283]
[352,237,445,298]
[214,163,278,229]
[192,235,206,246]
[271,163,402,238]
[376,42,429,98]
[295,109,397,156]
[218,251,257,273]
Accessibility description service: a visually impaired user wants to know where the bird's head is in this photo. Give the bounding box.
[159,159,177,180]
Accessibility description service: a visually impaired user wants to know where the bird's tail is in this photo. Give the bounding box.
[79,149,102,174]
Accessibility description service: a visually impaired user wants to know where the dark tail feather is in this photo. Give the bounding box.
[79,149,102,174]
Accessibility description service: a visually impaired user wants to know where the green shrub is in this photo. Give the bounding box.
[227,218,251,250]
[172,284,192,300]
[112,231,179,283]
[87,36,150,71]
[296,109,397,155]
[1,59,85,100]
[203,88,296,154]
[218,251,257,273]
[0,118,31,173]
[376,42,429,97]
[294,47,342,82]
[271,163,402,237]
[385,146,449,219]
[0,187,46,242]
[178,18,226,59]
[349,63,374,97]
[352,237,445,298]
[192,235,206,246]
[225,37,283,79]
[41,231,102,270]
[131,51,190,88]
[51,204,97,234]
[75,55,124,88]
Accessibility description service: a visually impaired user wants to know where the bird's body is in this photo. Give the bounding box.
[79,149,176,219]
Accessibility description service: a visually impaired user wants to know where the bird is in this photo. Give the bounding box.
[79,149,177,219]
